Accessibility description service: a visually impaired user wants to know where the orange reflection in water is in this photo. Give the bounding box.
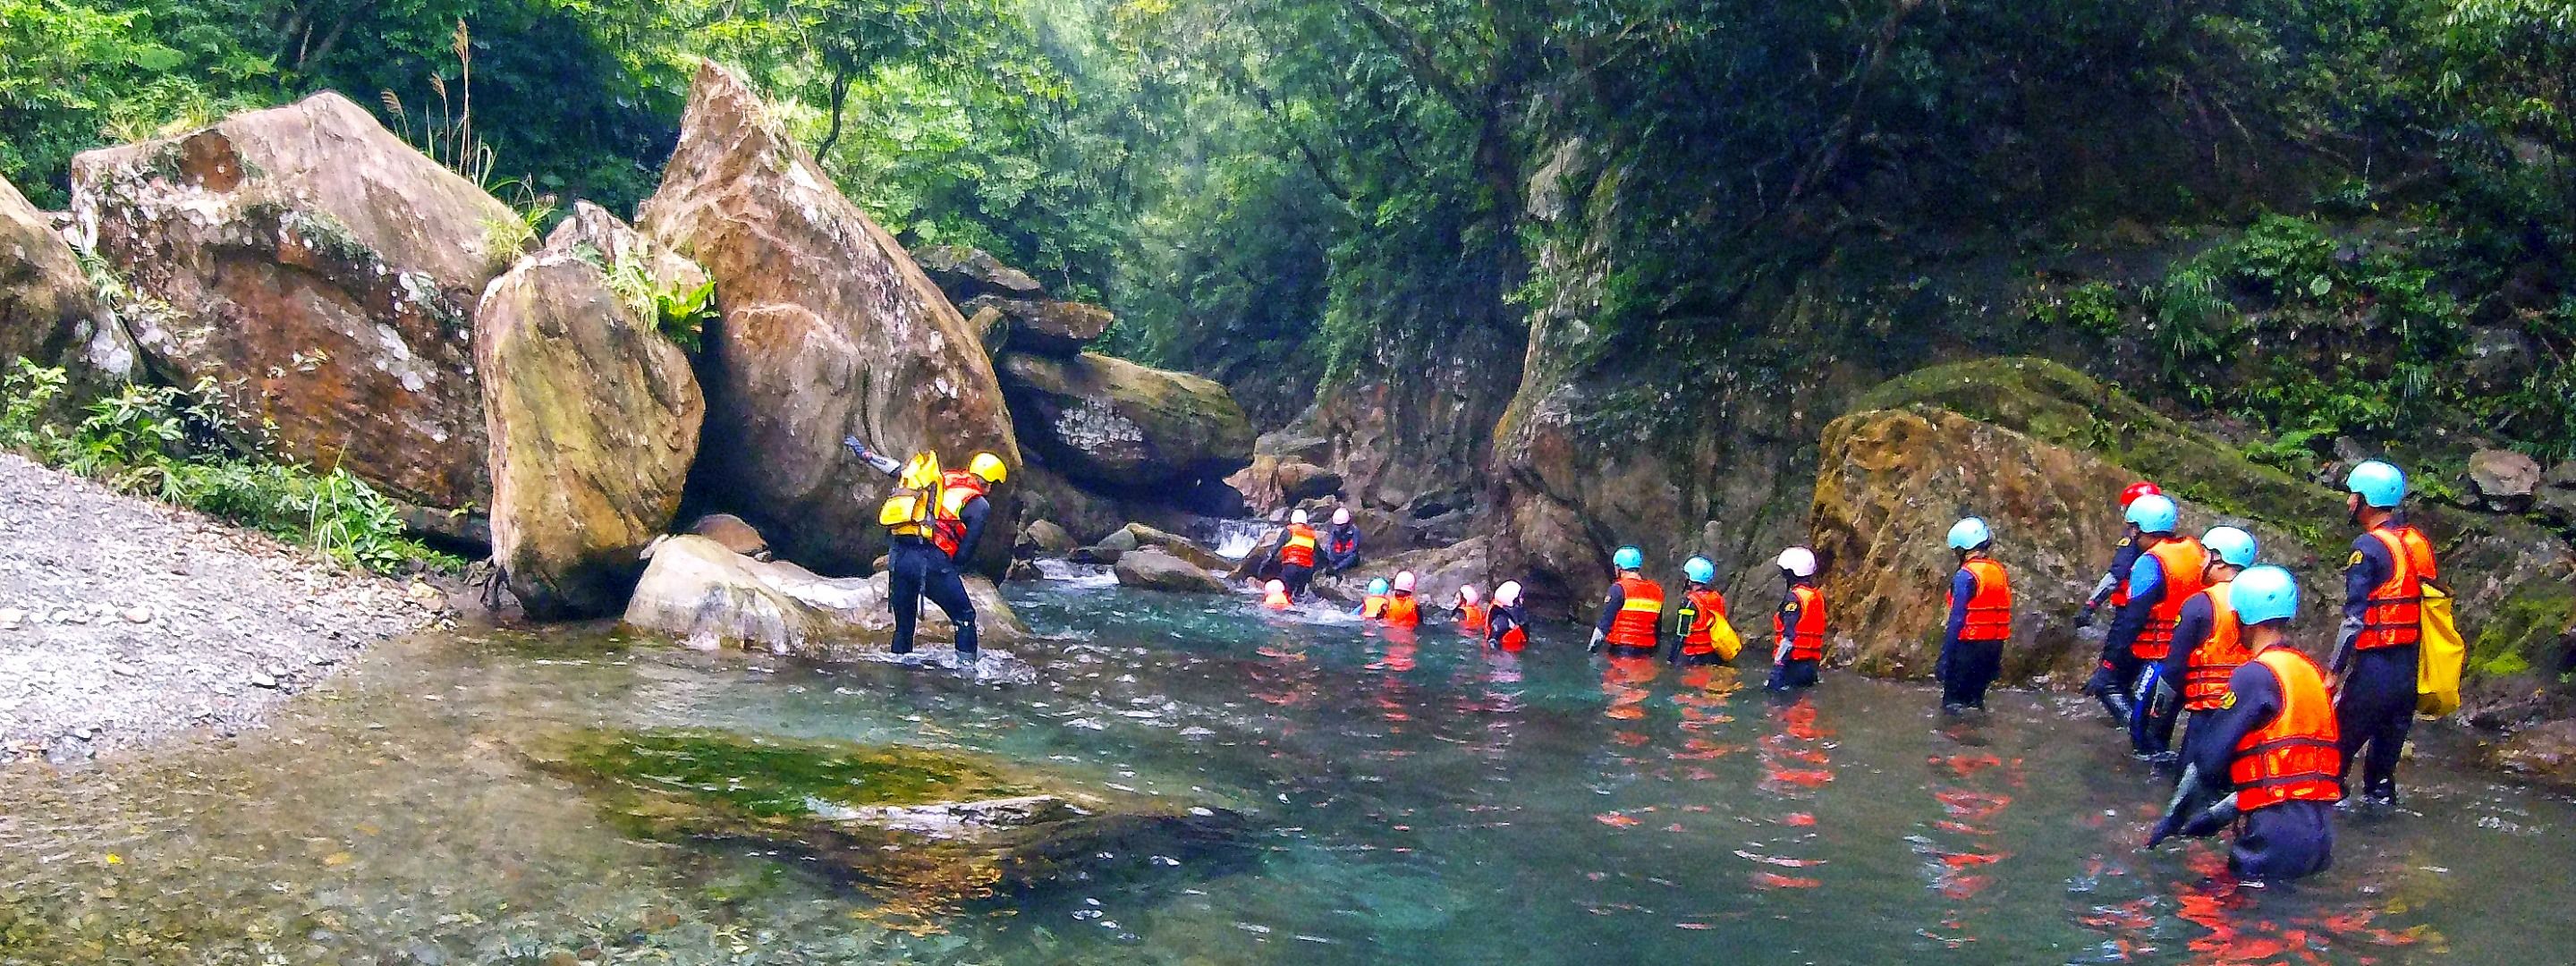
[1913,727,2021,945]
[2165,851,2424,965]
[1748,696,1833,891]
[1600,655,1659,720]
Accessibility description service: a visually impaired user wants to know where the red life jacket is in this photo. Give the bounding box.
[1677,587,1728,656]
[927,470,987,558]
[1496,625,1527,652]
[1776,583,1826,662]
[1457,601,1490,631]
[1383,594,1420,627]
[2182,582,2251,712]
[1950,557,2012,642]
[1606,575,1664,649]
[1276,524,1318,568]
[2357,524,2437,649]
[2133,538,2210,661]
[2230,648,2344,811]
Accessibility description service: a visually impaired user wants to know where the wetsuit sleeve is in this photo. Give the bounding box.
[1943,569,1976,648]
[1596,583,1626,635]
[2106,555,2165,656]
[953,496,991,563]
[2160,593,2215,682]
[2087,539,2140,607]
[2190,660,2284,782]
[1775,591,1800,648]
[2332,534,2389,674]
[1487,606,1519,646]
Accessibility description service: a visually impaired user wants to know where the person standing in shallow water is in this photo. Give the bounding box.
[1589,546,1663,659]
[1270,509,1321,600]
[2080,481,2163,720]
[1937,518,2011,712]
[2160,526,2258,770]
[1769,547,1826,691]
[2332,460,2436,809]
[1485,580,1529,652]
[2151,565,2339,886]
[1666,555,1735,666]
[845,437,1003,665]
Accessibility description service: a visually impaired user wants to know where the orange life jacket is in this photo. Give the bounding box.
[2133,538,2210,661]
[1776,583,1826,662]
[2357,524,2438,650]
[1383,594,1420,627]
[1458,601,1490,631]
[1677,587,1728,656]
[1361,595,1388,619]
[1606,575,1665,649]
[2182,582,2252,712]
[1949,557,2012,642]
[1277,524,1318,568]
[1496,625,1527,652]
[2229,648,2344,811]
[928,470,987,558]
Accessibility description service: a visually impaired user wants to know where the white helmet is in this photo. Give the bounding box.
[1265,579,1287,595]
[1494,580,1522,606]
[1458,584,1481,604]
[1332,507,1352,525]
[1777,547,1818,578]
[1291,509,1309,525]
[1392,570,1416,593]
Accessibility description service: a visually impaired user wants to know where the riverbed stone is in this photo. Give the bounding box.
[622,535,1026,656]
[1123,522,1229,572]
[637,61,1021,577]
[1018,519,1075,557]
[477,205,705,618]
[1113,547,1229,595]
[2489,719,2576,792]
[996,351,1253,492]
[69,91,513,509]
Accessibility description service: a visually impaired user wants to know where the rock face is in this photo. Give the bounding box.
[2489,719,2576,792]
[1226,453,1343,514]
[1017,519,1075,557]
[2468,448,2542,513]
[915,245,1042,302]
[1113,547,1229,594]
[965,295,1114,357]
[637,62,1020,575]
[996,351,1253,492]
[623,535,1027,655]
[476,203,706,617]
[1123,521,1231,572]
[0,174,137,399]
[69,91,513,509]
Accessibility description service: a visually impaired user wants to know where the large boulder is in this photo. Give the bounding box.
[1113,547,1229,594]
[637,62,1021,575]
[915,244,1043,303]
[1225,453,1343,514]
[1,174,138,401]
[2467,448,2543,513]
[476,203,707,618]
[1123,521,1231,572]
[1014,463,1131,545]
[69,92,513,508]
[964,296,1113,358]
[623,535,1026,656]
[996,351,1252,492]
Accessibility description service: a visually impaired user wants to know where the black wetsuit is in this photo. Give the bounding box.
[2331,523,2419,802]
[2186,657,2338,883]
[1486,603,1527,650]
[890,495,988,657]
[1324,522,1362,573]
[1937,565,2003,709]
[2081,538,2146,716]
[2103,546,2180,756]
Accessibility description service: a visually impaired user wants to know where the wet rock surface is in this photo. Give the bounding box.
[1112,547,1229,594]
[996,352,1253,492]
[0,454,441,758]
[966,295,1114,358]
[2488,719,2576,792]
[622,535,1026,656]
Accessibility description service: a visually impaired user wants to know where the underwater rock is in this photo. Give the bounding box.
[623,536,1026,655]
[995,351,1253,493]
[1113,547,1228,594]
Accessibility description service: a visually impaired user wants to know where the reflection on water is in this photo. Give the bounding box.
[0,580,2569,963]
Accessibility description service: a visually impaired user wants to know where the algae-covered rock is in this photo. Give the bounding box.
[996,351,1254,493]
[523,728,1250,921]
[623,535,1026,655]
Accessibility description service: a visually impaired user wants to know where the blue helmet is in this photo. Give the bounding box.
[2345,460,2406,509]
[1613,546,1645,571]
[1683,555,1716,584]
[1946,517,1992,550]
[1368,577,1390,596]
[2124,493,2181,535]
[2232,565,2299,625]
[2202,526,2258,568]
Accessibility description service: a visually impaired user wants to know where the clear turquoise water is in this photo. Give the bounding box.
[2,576,2568,964]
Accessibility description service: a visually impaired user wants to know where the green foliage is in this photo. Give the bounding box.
[651,279,717,352]
[0,360,457,576]
[2029,282,2130,341]
[0,0,267,205]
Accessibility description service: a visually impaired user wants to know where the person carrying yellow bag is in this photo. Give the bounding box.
[1668,555,1741,665]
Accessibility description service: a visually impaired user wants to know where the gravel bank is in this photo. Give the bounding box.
[0,453,447,762]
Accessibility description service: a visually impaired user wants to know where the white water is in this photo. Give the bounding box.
[1201,518,1270,560]
[1032,558,1121,588]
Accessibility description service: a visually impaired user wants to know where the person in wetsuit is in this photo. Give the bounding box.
[2153,565,2339,886]
[1937,517,2012,712]
[2331,460,2437,809]
[1769,547,1826,691]
[2158,526,2258,769]
[845,437,1003,665]
[1589,546,1664,659]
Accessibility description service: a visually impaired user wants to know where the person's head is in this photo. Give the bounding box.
[1368,577,1391,597]
[1291,508,1309,526]
[2201,525,2257,583]
[2231,564,2299,649]
[2119,480,2162,510]
[1613,546,1644,575]
[1495,580,1523,608]
[1777,547,1818,582]
[2124,494,2181,541]
[1683,555,1716,588]
[2344,460,2405,525]
[1333,507,1352,526]
[967,452,1008,487]
[1946,516,1993,563]
[1393,571,1417,595]
[1458,584,1482,606]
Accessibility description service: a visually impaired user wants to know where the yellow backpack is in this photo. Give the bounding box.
[2416,581,2464,717]
[877,453,942,532]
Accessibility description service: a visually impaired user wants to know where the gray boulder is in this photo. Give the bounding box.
[2469,449,2543,513]
[1114,548,1228,594]
[624,535,1026,656]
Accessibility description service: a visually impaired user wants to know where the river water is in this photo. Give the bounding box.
[3,577,2569,964]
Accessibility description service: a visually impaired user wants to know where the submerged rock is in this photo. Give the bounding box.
[69,91,513,509]
[638,62,1021,576]
[622,535,1026,655]
[477,204,705,618]
[996,351,1253,492]
[522,728,1250,920]
[1113,547,1228,594]
[0,173,137,405]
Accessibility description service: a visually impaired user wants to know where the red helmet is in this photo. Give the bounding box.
[2118,481,2163,508]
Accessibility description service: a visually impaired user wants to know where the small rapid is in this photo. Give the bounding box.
[0,577,2569,964]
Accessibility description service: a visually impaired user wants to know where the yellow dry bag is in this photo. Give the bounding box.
[2416,581,2464,717]
[1707,614,1744,662]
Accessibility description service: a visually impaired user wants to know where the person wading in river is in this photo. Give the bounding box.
[1270,510,1321,600]
[2098,493,2207,762]
[2079,481,2162,717]
[1936,518,2011,713]
[845,437,1004,667]
[2332,459,2438,809]
[1667,555,1736,667]
[1769,547,1827,691]
[2158,526,2258,771]
[1589,547,1664,659]
[1486,581,1530,652]
[2148,564,2340,887]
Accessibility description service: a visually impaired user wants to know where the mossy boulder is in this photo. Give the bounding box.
[996,351,1254,492]
[1,173,138,408]
[523,728,1250,922]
